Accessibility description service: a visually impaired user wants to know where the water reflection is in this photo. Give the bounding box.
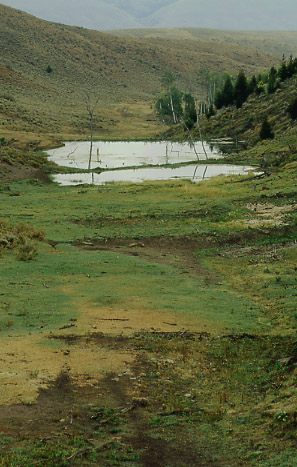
[46,140,222,170]
[52,164,255,186]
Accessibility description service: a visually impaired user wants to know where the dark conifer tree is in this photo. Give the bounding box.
[214,89,224,109]
[248,75,257,94]
[221,75,235,107]
[286,55,296,78]
[234,71,249,108]
[260,117,274,140]
[267,66,278,93]
[287,97,297,119]
[278,60,288,81]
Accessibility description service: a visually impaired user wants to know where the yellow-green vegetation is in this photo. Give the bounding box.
[1,4,297,465]
[0,159,296,465]
[165,74,297,170]
[0,3,283,145]
[204,77,297,140]
[0,218,45,261]
[111,28,297,57]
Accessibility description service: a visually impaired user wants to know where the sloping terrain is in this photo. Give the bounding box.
[201,76,297,160]
[111,28,297,57]
[2,0,297,30]
[0,4,281,144]
[0,161,296,465]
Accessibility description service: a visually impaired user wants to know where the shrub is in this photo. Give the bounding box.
[260,117,274,140]
[15,223,46,242]
[16,240,38,261]
[0,137,8,146]
[287,97,297,119]
[0,220,45,260]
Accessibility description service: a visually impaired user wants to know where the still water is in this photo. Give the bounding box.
[53,164,255,186]
[47,140,254,186]
[47,140,221,169]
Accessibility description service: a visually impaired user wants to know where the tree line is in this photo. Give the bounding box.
[156,55,297,131]
[214,55,297,111]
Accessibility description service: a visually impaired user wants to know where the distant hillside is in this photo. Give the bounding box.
[0,4,282,142]
[2,0,297,30]
[0,0,142,30]
[145,0,297,31]
[111,28,297,58]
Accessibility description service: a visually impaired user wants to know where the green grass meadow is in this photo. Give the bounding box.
[0,162,297,465]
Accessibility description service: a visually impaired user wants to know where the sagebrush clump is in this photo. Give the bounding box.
[0,219,45,260]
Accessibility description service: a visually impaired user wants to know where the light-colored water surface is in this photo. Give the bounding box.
[47,140,255,186]
[47,140,221,169]
[53,164,255,186]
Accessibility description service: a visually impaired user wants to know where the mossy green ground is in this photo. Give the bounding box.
[0,162,296,465]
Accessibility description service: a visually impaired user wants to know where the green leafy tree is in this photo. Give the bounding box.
[156,75,183,124]
[197,69,225,108]
[159,71,183,124]
[183,93,196,128]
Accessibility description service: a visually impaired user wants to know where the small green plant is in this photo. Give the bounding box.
[16,240,38,261]
[274,410,288,423]
[0,137,9,146]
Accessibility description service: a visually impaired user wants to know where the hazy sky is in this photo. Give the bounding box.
[2,0,297,30]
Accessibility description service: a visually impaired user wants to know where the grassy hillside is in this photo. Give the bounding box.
[163,72,297,171]
[201,76,297,165]
[111,28,297,57]
[0,4,281,145]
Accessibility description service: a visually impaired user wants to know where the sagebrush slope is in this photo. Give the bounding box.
[0,4,281,140]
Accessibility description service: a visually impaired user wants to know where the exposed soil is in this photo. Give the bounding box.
[0,162,51,183]
[0,231,222,464]
[0,337,214,466]
[246,202,297,226]
[75,235,221,284]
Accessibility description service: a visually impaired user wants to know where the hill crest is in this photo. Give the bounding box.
[2,0,297,30]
